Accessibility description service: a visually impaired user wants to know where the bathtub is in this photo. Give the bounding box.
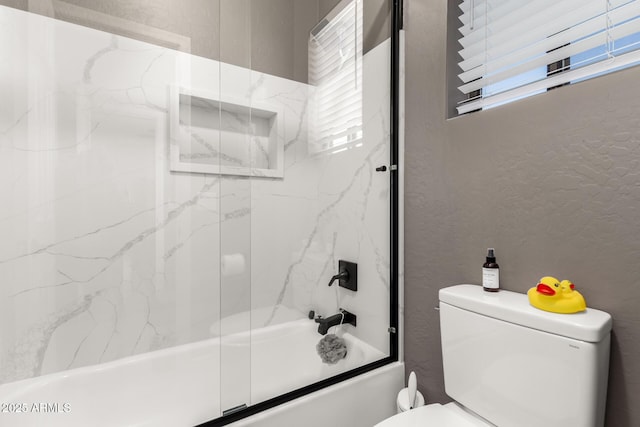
[0,318,403,427]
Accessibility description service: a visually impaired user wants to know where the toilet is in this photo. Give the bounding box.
[377,284,612,427]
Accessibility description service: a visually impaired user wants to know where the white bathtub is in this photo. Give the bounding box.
[0,318,403,427]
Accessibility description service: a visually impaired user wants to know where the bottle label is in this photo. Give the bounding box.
[482,268,499,289]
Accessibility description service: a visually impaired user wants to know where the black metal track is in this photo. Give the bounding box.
[389,0,402,363]
[197,1,403,424]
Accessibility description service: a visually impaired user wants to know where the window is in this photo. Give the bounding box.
[455,0,640,115]
[571,29,640,83]
[308,0,363,153]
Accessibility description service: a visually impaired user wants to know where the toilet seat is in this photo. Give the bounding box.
[374,403,493,427]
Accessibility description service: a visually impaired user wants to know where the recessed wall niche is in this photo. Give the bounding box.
[169,86,284,178]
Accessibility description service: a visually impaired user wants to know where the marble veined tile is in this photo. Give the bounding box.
[0,3,393,386]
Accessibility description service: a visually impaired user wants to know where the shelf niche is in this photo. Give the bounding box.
[169,86,284,178]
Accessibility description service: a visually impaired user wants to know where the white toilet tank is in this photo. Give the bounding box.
[439,285,612,427]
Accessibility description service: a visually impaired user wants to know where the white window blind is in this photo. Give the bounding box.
[309,0,363,153]
[457,0,640,114]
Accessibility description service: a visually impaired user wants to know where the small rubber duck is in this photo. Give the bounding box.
[527,276,587,314]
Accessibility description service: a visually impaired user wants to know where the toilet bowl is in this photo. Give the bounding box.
[376,402,492,426]
[376,285,612,427]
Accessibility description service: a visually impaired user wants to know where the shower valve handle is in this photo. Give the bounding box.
[328,269,349,287]
[327,260,357,291]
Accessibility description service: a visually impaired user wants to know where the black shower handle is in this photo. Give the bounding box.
[328,268,349,286]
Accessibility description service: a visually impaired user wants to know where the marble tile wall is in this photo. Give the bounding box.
[0,5,391,385]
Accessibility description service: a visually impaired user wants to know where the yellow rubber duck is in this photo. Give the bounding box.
[527,276,586,314]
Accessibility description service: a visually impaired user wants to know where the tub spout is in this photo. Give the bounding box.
[315,309,356,335]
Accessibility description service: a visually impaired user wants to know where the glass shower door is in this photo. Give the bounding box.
[243,0,394,409]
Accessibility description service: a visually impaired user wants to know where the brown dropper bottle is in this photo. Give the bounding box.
[482,248,500,292]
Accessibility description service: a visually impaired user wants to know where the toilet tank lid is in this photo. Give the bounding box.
[439,285,612,343]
